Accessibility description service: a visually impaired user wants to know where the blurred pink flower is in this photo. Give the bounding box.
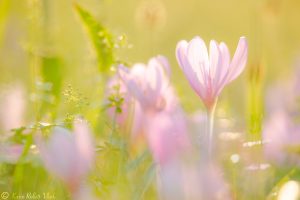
[145,110,190,164]
[263,110,300,165]
[0,144,23,164]
[105,75,145,140]
[0,84,26,132]
[37,119,94,193]
[118,55,171,112]
[118,56,190,164]
[176,36,248,110]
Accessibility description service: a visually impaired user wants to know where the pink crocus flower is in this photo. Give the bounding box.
[105,75,146,141]
[176,36,248,110]
[263,110,300,166]
[176,36,248,160]
[118,55,171,113]
[37,119,94,193]
[118,56,190,164]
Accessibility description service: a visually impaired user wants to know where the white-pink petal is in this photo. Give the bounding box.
[175,36,248,109]
[176,41,206,99]
[227,37,248,82]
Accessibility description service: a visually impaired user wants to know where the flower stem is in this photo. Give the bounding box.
[205,102,216,162]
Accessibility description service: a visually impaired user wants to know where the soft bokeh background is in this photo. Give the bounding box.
[1,0,300,199]
[2,0,300,113]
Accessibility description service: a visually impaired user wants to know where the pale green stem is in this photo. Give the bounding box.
[205,101,216,161]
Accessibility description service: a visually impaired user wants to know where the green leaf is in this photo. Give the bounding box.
[74,4,115,72]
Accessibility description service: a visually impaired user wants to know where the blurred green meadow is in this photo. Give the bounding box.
[2,0,300,112]
[1,0,300,199]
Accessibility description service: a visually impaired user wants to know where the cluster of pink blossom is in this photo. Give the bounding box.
[105,36,248,199]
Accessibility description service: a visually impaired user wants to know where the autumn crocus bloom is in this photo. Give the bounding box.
[117,55,179,137]
[176,36,248,110]
[118,56,190,164]
[176,36,248,160]
[118,56,171,112]
[37,119,94,193]
[105,75,145,151]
